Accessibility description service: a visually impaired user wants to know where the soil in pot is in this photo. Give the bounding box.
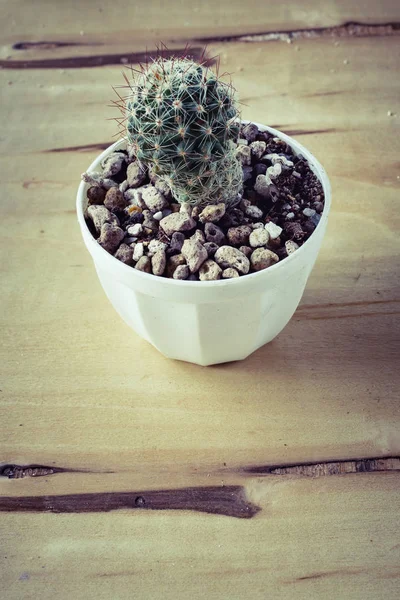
[82,122,325,281]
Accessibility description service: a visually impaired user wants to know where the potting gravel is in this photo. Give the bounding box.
[82,123,325,280]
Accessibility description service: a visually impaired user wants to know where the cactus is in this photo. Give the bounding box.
[123,56,243,206]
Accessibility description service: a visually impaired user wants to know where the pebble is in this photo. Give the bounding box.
[227,225,252,245]
[245,204,263,219]
[265,154,294,168]
[191,206,201,219]
[173,265,190,280]
[199,259,222,281]
[222,267,240,278]
[141,186,168,212]
[249,228,270,248]
[219,208,244,229]
[119,180,129,193]
[160,212,196,236]
[313,201,324,213]
[250,248,279,271]
[153,211,163,221]
[203,241,219,257]
[191,230,206,244]
[285,240,299,255]
[199,203,226,223]
[127,223,143,237]
[104,187,127,212]
[303,207,316,217]
[124,236,137,245]
[251,222,264,229]
[268,236,281,249]
[153,177,173,201]
[204,222,226,245]
[147,239,167,256]
[265,221,283,239]
[180,202,192,216]
[124,210,144,227]
[114,243,133,265]
[82,171,117,189]
[101,152,126,178]
[286,212,295,220]
[181,238,208,273]
[256,131,272,143]
[254,174,271,198]
[214,246,250,274]
[303,221,316,235]
[242,166,253,183]
[236,145,251,166]
[284,222,304,240]
[237,138,249,145]
[98,223,125,253]
[132,242,144,262]
[250,141,266,159]
[253,163,267,177]
[241,122,258,142]
[127,161,147,188]
[124,188,146,208]
[87,186,106,205]
[151,250,167,276]
[87,205,119,233]
[311,213,321,227]
[135,256,152,273]
[239,245,252,257]
[168,232,185,254]
[142,209,159,232]
[166,254,186,278]
[267,162,282,179]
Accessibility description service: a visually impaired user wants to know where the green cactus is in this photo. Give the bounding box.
[124,57,243,206]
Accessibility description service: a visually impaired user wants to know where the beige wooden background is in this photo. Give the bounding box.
[1,1,400,599]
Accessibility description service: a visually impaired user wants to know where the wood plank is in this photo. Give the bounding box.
[2,0,400,41]
[1,474,399,599]
[1,24,399,600]
[1,0,399,64]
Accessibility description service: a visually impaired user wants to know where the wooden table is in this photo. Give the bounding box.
[1,2,399,598]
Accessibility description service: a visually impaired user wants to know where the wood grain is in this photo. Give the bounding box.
[1,1,400,598]
[0,486,261,519]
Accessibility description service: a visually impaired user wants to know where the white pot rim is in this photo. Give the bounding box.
[76,121,331,289]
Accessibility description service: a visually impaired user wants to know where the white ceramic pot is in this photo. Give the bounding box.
[77,123,331,366]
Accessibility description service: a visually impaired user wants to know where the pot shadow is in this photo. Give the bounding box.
[205,303,398,377]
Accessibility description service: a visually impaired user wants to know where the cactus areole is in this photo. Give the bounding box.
[125,57,243,207]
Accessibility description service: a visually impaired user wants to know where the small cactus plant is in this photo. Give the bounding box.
[122,56,243,207]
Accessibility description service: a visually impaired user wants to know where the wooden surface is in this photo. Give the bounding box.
[1,1,400,598]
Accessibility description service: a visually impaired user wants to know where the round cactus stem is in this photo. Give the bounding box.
[123,56,243,207]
